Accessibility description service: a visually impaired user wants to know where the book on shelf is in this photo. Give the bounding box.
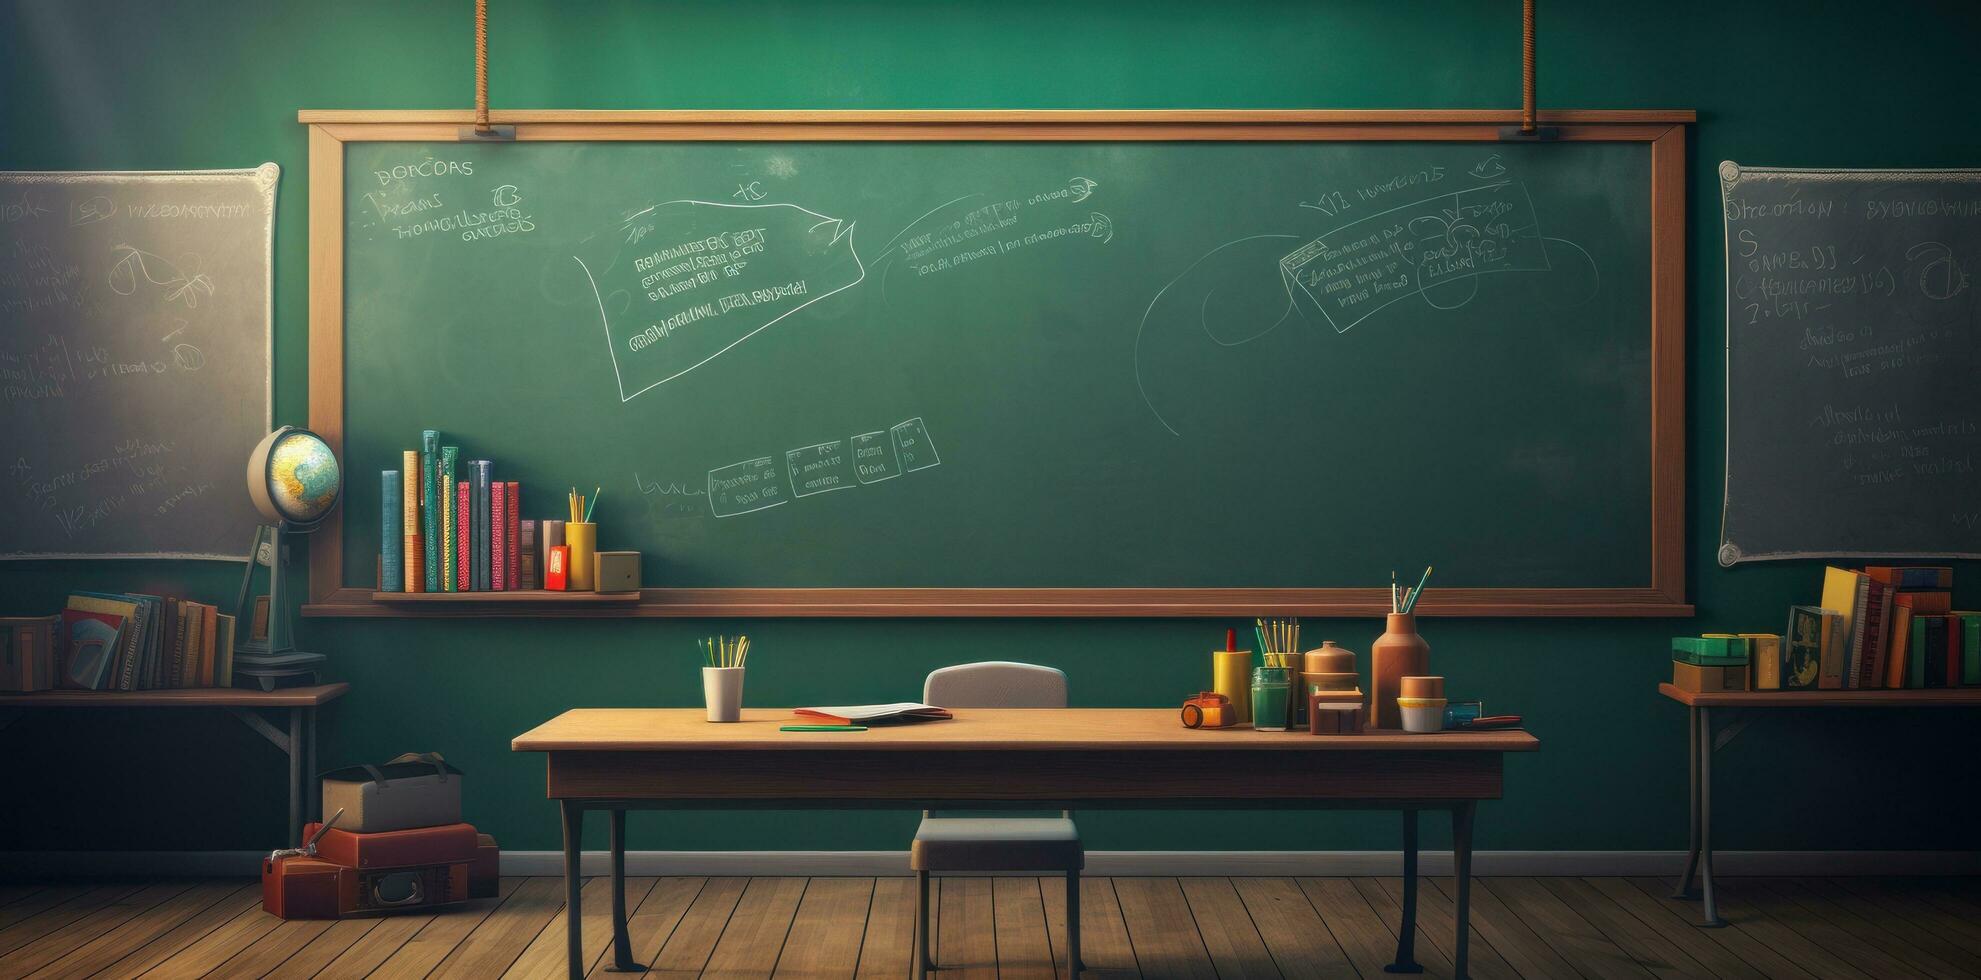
[0,616,60,692]
[61,593,138,691]
[1960,613,1981,686]
[400,449,423,593]
[491,480,508,591]
[1783,606,1829,691]
[1853,578,1891,689]
[380,470,403,592]
[215,613,237,688]
[471,460,492,591]
[421,430,441,591]
[1865,565,1953,590]
[505,481,521,591]
[440,446,459,593]
[1742,633,1782,690]
[520,520,538,591]
[456,481,471,591]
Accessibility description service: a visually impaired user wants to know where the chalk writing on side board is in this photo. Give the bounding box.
[0,166,276,560]
[575,201,865,402]
[1718,162,1981,564]
[702,418,940,520]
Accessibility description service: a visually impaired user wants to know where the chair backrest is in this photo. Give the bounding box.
[924,661,1067,709]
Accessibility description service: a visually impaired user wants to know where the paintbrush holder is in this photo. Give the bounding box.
[703,666,744,722]
[1371,613,1430,730]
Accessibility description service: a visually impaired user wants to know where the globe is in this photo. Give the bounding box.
[247,426,342,531]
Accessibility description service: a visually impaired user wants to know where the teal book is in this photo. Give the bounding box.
[1964,614,1981,685]
[421,430,441,591]
[380,469,403,592]
[471,459,493,590]
[440,446,459,593]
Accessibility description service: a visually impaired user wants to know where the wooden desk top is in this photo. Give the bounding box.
[512,708,1538,753]
[1659,683,1981,707]
[0,683,350,708]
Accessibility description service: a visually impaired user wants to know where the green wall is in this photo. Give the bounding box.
[5,0,1980,856]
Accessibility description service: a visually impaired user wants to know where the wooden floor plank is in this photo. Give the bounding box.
[1621,878,1835,980]
[1768,878,1979,978]
[134,901,282,979]
[0,884,146,957]
[1295,877,1403,979]
[363,876,527,980]
[703,877,808,979]
[1110,878,1216,980]
[258,917,383,980]
[1535,877,1714,980]
[0,882,191,980]
[427,875,569,980]
[934,877,998,980]
[854,877,918,980]
[1582,878,1770,980]
[0,886,44,910]
[1428,877,1577,980]
[21,881,245,980]
[1228,877,1356,980]
[1041,876,1138,979]
[1175,877,1278,980]
[309,911,444,980]
[645,876,748,978]
[989,878,1055,980]
[773,877,874,980]
[1375,877,1521,980]
[505,876,659,980]
[1704,880,1876,980]
[204,917,334,979]
[597,877,704,979]
[83,884,265,980]
[1829,877,1981,958]
[0,886,97,933]
[1483,877,1655,979]
[1735,878,1942,980]
[1352,876,1455,980]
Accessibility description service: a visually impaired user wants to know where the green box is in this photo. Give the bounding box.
[1672,635,1749,666]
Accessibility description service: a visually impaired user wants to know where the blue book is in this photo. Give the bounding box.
[471,459,493,590]
[421,430,440,591]
[380,470,403,592]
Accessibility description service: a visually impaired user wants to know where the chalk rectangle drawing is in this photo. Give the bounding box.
[786,440,857,498]
[851,431,902,485]
[890,418,941,473]
[707,457,788,518]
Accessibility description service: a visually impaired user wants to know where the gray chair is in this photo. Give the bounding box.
[911,662,1083,978]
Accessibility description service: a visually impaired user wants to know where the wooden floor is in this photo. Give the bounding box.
[3,875,1980,979]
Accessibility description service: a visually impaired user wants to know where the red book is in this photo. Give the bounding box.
[455,482,471,591]
[490,481,508,591]
[505,481,521,591]
[545,545,569,591]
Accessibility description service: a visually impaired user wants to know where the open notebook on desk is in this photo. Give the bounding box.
[792,703,954,725]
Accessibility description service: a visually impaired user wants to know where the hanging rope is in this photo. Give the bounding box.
[474,0,492,134]
[1521,0,1536,133]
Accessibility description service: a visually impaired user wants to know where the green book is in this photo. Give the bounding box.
[1961,613,1981,686]
[1909,615,1929,689]
[440,446,459,593]
[421,429,441,591]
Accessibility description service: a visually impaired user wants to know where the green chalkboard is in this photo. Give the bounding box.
[339,136,1655,592]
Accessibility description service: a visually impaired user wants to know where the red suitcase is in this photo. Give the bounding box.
[304,821,479,869]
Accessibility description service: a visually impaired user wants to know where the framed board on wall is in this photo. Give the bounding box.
[299,110,1690,617]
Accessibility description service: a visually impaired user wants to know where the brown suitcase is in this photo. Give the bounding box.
[319,752,463,833]
[303,821,479,869]
[472,833,500,899]
[262,854,472,919]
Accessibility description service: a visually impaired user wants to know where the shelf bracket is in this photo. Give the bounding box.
[1711,711,1749,752]
[226,707,293,755]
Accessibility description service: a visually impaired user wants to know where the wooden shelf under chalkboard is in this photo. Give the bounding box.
[368,590,642,604]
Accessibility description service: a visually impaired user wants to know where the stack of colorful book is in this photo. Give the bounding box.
[380,430,539,593]
[1699,565,1980,693]
[0,594,237,692]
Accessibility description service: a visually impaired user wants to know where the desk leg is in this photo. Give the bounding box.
[287,708,303,848]
[606,808,643,971]
[562,800,585,980]
[1674,704,1701,898]
[305,706,318,826]
[1452,802,1475,980]
[1696,706,1726,927]
[1385,808,1424,974]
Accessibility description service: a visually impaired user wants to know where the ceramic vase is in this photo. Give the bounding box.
[1370,613,1430,730]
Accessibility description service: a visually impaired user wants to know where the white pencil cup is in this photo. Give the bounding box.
[703,666,745,722]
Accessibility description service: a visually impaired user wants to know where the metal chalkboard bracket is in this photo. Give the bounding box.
[1497,125,1560,142]
[458,125,516,141]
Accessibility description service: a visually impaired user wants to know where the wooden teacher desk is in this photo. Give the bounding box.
[513,708,1538,979]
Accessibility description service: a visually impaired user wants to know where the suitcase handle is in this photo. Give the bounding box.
[371,874,427,907]
[363,752,450,789]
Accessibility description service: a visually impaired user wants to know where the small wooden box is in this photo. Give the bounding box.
[1671,660,1749,693]
[1308,694,1364,735]
[593,551,641,593]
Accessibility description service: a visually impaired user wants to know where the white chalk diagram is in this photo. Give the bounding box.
[1134,168,1600,435]
[574,200,864,403]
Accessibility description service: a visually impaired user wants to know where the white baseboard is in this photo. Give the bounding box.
[7,850,1981,879]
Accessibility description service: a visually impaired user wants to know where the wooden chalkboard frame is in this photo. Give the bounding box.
[298,109,1692,618]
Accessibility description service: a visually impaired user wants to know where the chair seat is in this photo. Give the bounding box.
[909,816,1084,872]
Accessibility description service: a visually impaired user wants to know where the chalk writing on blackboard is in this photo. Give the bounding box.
[577,200,865,402]
[704,418,940,519]
[873,180,1112,302]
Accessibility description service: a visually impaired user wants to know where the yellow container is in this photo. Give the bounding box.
[1212,651,1252,724]
[565,522,597,591]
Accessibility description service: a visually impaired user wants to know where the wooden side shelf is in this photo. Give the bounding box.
[1658,682,1981,708]
[368,590,641,604]
[0,683,350,708]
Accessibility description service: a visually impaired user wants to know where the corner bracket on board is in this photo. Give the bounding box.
[457,125,516,141]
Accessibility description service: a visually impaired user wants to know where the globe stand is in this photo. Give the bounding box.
[232,522,325,689]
